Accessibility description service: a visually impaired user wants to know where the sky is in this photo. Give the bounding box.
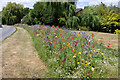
[0,0,120,11]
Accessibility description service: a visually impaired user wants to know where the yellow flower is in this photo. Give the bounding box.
[91,67,94,71]
[85,64,87,66]
[85,61,87,63]
[81,63,83,65]
[77,62,80,64]
[73,55,76,58]
[98,52,100,54]
[74,53,77,56]
[73,49,75,52]
[81,59,84,61]
[78,52,81,54]
[98,49,100,51]
[98,39,101,42]
[93,50,95,52]
[101,53,104,55]
[96,51,99,53]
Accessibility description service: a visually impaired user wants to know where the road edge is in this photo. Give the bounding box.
[1,27,17,43]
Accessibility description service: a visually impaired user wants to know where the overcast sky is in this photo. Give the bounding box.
[0,0,119,11]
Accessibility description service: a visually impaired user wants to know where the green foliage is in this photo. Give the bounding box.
[80,6,100,31]
[78,26,88,31]
[58,3,79,28]
[100,11,120,33]
[23,8,30,16]
[114,29,120,34]
[22,2,78,28]
[2,2,24,25]
[78,2,120,33]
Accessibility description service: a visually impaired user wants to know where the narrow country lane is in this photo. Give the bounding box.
[2,27,48,78]
[0,25,16,41]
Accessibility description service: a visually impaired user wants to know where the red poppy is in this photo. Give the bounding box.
[39,29,41,30]
[74,70,76,72]
[92,46,94,48]
[62,48,65,50]
[71,49,74,51]
[74,32,76,34]
[70,35,72,37]
[107,45,109,47]
[72,38,74,40]
[76,42,78,45]
[88,74,90,76]
[92,34,94,37]
[52,25,54,27]
[92,57,99,58]
[59,34,62,36]
[87,41,89,43]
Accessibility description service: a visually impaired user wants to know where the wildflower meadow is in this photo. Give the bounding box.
[18,24,118,78]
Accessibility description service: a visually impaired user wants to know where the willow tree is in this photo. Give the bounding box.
[58,2,79,28]
[80,6,100,31]
[2,2,24,25]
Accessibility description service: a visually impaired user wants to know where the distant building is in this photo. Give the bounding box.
[118,1,120,8]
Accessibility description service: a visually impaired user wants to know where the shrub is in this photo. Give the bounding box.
[114,29,120,34]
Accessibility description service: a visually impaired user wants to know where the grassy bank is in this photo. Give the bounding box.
[14,25,118,78]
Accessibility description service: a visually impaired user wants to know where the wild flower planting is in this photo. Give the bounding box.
[21,25,118,78]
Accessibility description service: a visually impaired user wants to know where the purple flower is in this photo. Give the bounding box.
[84,51,87,54]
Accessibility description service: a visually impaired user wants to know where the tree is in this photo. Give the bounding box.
[23,7,30,16]
[2,2,24,25]
[100,10,120,33]
[58,2,79,28]
[80,6,100,31]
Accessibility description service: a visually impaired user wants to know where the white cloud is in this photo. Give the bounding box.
[88,0,119,6]
[89,1,99,6]
[0,0,38,11]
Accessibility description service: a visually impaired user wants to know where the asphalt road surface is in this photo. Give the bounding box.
[0,25,16,41]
